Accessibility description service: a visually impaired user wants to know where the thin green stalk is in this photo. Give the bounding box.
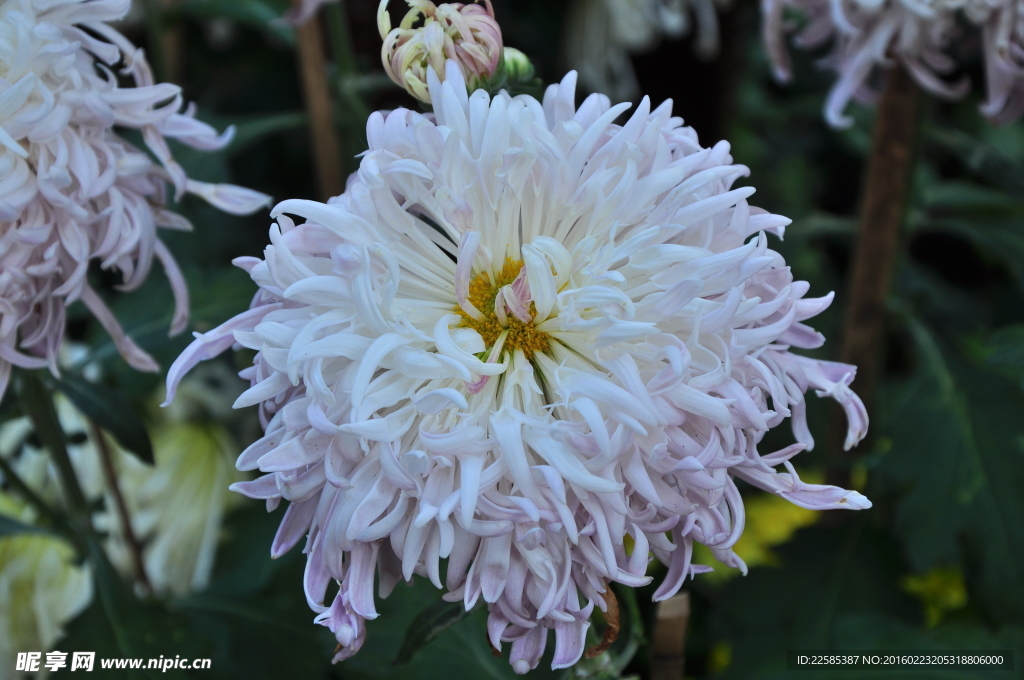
[325,1,358,79]
[19,371,93,535]
[92,423,152,594]
[0,449,69,535]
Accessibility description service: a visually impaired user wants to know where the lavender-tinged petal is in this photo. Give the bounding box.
[271,498,318,558]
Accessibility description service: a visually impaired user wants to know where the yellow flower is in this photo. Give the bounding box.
[902,568,967,627]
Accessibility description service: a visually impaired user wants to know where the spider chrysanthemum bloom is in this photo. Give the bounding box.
[166,62,870,672]
[974,0,1024,123]
[762,0,1024,126]
[378,0,503,104]
[0,0,271,400]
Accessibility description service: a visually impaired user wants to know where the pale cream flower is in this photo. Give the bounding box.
[0,495,92,675]
[0,379,241,598]
[107,422,242,596]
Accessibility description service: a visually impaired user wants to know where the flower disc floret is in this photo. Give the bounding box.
[455,259,551,360]
[167,61,871,673]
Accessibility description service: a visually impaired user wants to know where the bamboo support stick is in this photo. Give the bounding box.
[649,592,690,680]
[293,5,345,200]
[831,65,922,461]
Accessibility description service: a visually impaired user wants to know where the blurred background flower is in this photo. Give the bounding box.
[0,494,92,676]
[0,0,270,402]
[0,349,245,638]
[101,421,243,597]
[564,0,728,101]
[762,0,1024,126]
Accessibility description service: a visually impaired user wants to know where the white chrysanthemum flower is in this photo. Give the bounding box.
[0,495,92,674]
[166,62,869,672]
[565,0,727,102]
[0,0,271,401]
[762,0,1024,126]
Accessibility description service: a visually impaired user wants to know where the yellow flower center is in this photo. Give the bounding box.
[454,258,550,359]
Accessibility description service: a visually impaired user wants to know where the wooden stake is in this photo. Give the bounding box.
[649,592,690,680]
[832,65,921,457]
[161,0,183,85]
[294,7,345,200]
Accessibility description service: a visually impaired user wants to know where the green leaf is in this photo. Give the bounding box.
[341,577,567,680]
[61,536,193,679]
[981,325,1024,376]
[393,598,475,666]
[706,520,922,680]
[759,615,1024,680]
[172,0,294,44]
[0,514,52,537]
[228,111,307,154]
[0,393,19,425]
[926,127,1024,194]
[53,374,154,464]
[874,317,1024,623]
[920,180,1024,216]
[786,212,857,239]
[925,217,1024,287]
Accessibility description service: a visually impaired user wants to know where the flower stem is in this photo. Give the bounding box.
[18,371,94,537]
[92,422,152,594]
[833,64,922,456]
[0,445,69,536]
[325,2,357,80]
[293,2,345,200]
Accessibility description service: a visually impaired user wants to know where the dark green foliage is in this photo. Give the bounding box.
[0,515,50,538]
[54,374,154,464]
[392,599,476,666]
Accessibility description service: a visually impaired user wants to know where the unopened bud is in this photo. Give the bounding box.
[378,0,503,104]
[501,47,534,84]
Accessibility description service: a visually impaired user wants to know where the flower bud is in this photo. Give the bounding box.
[501,47,534,83]
[378,0,503,103]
